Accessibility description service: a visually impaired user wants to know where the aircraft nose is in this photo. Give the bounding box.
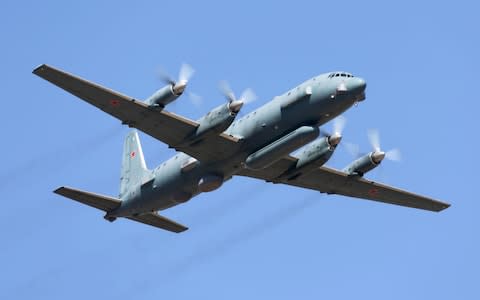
[353,77,366,92]
[348,77,366,101]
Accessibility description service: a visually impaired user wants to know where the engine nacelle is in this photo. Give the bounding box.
[343,151,383,176]
[245,126,320,170]
[145,85,180,107]
[278,137,334,180]
[190,102,240,140]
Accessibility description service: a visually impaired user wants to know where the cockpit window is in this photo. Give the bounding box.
[329,72,355,78]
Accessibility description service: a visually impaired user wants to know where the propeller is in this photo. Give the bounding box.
[158,63,195,95]
[367,129,402,164]
[219,80,257,114]
[327,116,346,147]
[188,92,203,108]
[343,141,361,158]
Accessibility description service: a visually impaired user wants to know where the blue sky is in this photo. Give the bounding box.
[1,1,479,299]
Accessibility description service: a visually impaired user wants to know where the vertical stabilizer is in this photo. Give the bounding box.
[120,130,151,198]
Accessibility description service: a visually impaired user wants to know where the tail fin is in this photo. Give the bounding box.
[120,130,151,198]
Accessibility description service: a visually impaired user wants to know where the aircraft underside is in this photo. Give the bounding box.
[33,64,450,233]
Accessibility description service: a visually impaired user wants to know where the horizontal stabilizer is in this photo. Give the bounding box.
[126,213,188,233]
[54,186,121,211]
[54,186,187,233]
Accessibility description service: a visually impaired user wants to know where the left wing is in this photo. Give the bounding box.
[238,156,450,212]
[33,64,241,162]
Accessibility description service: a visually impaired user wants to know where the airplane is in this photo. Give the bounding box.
[33,64,450,233]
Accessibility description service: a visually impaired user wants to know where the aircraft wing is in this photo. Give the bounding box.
[33,64,241,162]
[238,156,450,212]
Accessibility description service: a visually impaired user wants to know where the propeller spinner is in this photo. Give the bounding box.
[367,129,401,164]
[159,63,195,95]
[219,80,257,114]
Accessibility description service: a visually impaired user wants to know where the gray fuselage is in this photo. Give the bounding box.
[117,72,366,217]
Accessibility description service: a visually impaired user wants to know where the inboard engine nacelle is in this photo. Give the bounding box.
[279,136,337,180]
[191,101,243,140]
[245,126,320,170]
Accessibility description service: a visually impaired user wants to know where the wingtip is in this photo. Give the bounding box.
[435,202,451,212]
[32,64,48,75]
[177,227,189,233]
[53,186,66,194]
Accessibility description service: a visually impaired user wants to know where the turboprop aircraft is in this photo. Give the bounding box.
[33,64,450,233]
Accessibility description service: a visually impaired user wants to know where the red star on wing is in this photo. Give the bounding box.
[368,188,379,197]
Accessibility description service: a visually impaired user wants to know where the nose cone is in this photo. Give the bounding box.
[352,77,366,93]
[347,77,366,102]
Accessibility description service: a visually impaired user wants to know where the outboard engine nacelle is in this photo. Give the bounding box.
[343,151,384,176]
[145,85,181,107]
[145,63,194,107]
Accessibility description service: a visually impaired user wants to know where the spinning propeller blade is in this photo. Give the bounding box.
[333,116,346,136]
[325,116,347,147]
[367,129,402,163]
[240,88,257,104]
[178,63,195,83]
[219,80,257,113]
[158,63,195,95]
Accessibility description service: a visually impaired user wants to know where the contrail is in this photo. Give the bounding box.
[158,193,319,285]
[0,125,122,190]
[188,182,271,228]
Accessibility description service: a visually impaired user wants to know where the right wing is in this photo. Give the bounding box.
[33,64,241,162]
[54,186,188,233]
[238,156,450,212]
